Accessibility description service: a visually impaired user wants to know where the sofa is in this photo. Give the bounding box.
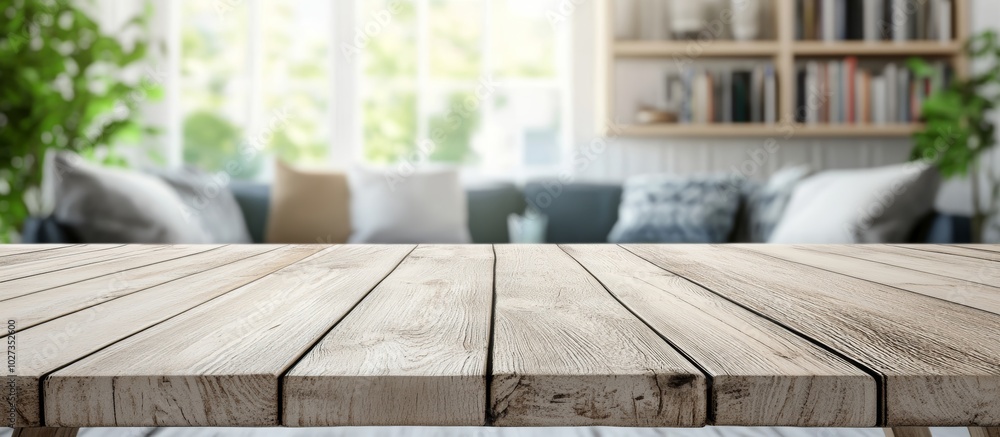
[21,180,972,244]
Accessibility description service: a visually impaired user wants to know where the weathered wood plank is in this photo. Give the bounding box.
[959,245,1000,254]
[9,246,324,427]
[490,245,707,427]
[562,244,877,427]
[806,245,1000,288]
[284,245,494,427]
[969,427,1000,437]
[0,245,72,257]
[0,244,137,282]
[891,245,1000,262]
[12,428,79,437]
[4,246,282,331]
[626,245,1000,427]
[0,245,94,267]
[742,245,1000,316]
[885,428,933,437]
[0,245,219,302]
[44,245,414,427]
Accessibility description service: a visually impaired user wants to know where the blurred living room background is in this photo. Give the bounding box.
[2,0,1000,246]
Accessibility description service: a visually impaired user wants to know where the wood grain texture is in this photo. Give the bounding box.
[12,428,78,437]
[742,245,1000,316]
[0,245,208,301]
[892,245,1000,262]
[960,245,1000,254]
[969,428,1000,437]
[0,244,135,283]
[806,245,1000,288]
[0,245,100,267]
[284,245,494,427]
[4,246,280,331]
[885,428,933,437]
[10,246,322,427]
[562,245,877,427]
[626,245,1000,427]
[490,245,707,427]
[44,245,414,427]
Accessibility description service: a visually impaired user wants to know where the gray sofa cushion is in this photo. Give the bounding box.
[467,182,525,243]
[524,182,622,244]
[51,153,210,244]
[608,175,742,244]
[147,166,253,244]
[229,181,271,244]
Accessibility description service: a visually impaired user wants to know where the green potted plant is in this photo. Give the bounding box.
[0,0,160,242]
[910,31,1000,243]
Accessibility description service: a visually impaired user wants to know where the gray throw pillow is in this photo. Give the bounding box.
[608,174,743,243]
[51,152,211,244]
[146,166,253,244]
[743,165,813,243]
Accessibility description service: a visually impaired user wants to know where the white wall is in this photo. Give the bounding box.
[569,0,1000,215]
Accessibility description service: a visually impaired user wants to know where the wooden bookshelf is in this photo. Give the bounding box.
[596,0,970,138]
[615,123,924,138]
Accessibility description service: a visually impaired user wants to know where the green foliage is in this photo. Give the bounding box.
[910,31,1000,242]
[0,0,159,242]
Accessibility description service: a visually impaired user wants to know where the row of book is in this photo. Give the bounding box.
[796,0,953,42]
[794,58,952,124]
[667,66,778,125]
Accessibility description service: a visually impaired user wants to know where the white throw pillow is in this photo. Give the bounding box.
[348,167,472,244]
[767,163,940,244]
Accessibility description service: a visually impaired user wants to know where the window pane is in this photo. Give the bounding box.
[260,1,332,166]
[489,88,562,168]
[180,2,256,178]
[429,0,484,80]
[362,85,418,163]
[491,0,558,79]
[362,0,418,78]
[427,89,482,164]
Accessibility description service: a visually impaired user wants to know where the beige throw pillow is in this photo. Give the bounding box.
[266,160,351,244]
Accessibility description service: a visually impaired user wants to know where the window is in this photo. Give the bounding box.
[359,0,570,176]
[177,0,568,179]
[180,1,333,179]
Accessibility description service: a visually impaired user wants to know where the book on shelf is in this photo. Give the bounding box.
[795,57,952,125]
[668,66,777,125]
[800,0,952,41]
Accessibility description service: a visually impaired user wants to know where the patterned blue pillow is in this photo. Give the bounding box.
[607,174,743,243]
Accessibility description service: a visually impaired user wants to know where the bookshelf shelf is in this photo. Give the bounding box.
[597,0,970,138]
[616,123,923,138]
[793,41,963,56]
[615,41,780,58]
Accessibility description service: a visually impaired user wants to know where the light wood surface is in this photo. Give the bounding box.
[10,246,323,427]
[5,244,1000,429]
[0,245,206,301]
[806,244,1000,288]
[742,245,1000,315]
[490,245,706,427]
[885,428,934,437]
[44,245,414,427]
[0,245,107,267]
[562,245,876,426]
[626,245,1000,427]
[2,246,276,330]
[284,245,494,427]
[893,244,1000,262]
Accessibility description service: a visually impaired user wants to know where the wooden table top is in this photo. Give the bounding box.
[3,244,1000,429]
